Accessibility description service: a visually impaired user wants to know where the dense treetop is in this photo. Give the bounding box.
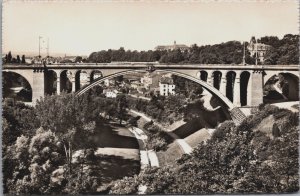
[110,104,299,194]
[87,34,298,65]
[3,34,298,65]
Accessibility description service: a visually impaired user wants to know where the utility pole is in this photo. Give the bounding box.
[39,36,42,58]
[242,41,246,65]
[255,38,258,66]
[47,38,49,58]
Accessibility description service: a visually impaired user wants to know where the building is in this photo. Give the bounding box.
[137,87,147,94]
[155,41,189,51]
[104,79,116,87]
[104,89,120,98]
[159,76,175,96]
[130,80,142,89]
[141,73,160,89]
[247,36,271,63]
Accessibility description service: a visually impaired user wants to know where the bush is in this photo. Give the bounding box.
[85,148,96,162]
[109,176,138,194]
[146,136,167,151]
[211,120,235,142]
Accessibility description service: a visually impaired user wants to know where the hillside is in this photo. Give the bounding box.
[87,34,299,65]
[109,104,299,194]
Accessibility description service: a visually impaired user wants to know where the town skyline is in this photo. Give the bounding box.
[3,1,298,56]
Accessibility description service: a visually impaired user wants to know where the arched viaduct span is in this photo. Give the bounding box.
[3,63,299,115]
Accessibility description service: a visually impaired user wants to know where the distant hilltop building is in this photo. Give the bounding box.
[247,36,271,63]
[155,41,189,51]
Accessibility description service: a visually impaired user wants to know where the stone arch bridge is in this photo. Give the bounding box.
[3,63,299,123]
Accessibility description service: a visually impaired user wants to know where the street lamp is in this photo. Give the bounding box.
[39,36,42,59]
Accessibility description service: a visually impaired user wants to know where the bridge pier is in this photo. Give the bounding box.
[56,77,61,95]
[250,70,264,106]
[71,78,76,93]
[233,72,241,106]
[219,76,227,96]
[206,71,213,86]
[32,69,45,105]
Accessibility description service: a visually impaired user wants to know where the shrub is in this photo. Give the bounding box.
[146,136,167,151]
[109,176,138,194]
[211,120,235,142]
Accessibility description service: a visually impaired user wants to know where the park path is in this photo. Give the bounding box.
[129,109,193,155]
[271,101,299,113]
[128,127,159,168]
[128,94,151,101]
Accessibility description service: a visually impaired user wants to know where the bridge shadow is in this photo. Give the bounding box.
[74,119,139,150]
[172,107,228,138]
[89,154,140,183]
[74,154,140,194]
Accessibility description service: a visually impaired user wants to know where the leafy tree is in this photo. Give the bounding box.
[111,104,299,194]
[34,93,100,190]
[7,51,12,63]
[21,55,26,64]
[116,94,128,124]
[74,56,83,63]
[264,47,279,65]
[16,55,21,63]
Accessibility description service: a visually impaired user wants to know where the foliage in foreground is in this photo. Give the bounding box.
[2,90,132,195]
[110,105,299,194]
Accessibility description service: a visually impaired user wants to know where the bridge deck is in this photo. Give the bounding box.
[2,63,299,71]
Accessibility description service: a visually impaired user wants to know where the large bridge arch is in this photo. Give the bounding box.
[76,69,249,124]
[76,69,236,110]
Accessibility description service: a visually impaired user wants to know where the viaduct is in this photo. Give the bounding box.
[3,62,299,123]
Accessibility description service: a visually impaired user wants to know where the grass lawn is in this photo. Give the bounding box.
[95,147,139,161]
[90,154,140,184]
[74,119,139,150]
[156,141,184,166]
[184,128,211,148]
[71,119,141,192]
[254,115,275,137]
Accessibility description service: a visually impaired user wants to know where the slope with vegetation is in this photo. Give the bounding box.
[2,87,139,195]
[109,104,299,194]
[87,34,298,65]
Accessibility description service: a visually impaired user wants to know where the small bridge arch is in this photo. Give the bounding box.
[3,69,34,89]
[2,70,33,102]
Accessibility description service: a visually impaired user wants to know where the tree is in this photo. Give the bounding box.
[7,51,12,63]
[34,94,98,190]
[16,55,21,63]
[74,56,83,63]
[116,94,128,124]
[264,48,279,65]
[21,55,26,64]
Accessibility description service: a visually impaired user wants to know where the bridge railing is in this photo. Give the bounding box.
[2,63,299,70]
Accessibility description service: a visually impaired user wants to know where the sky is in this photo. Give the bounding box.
[3,0,299,56]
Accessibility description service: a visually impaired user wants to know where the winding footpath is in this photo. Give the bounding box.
[128,127,159,168]
[129,109,193,155]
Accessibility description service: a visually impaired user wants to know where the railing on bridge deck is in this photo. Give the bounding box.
[2,62,299,70]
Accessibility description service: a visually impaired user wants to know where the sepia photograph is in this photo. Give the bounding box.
[1,0,299,195]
